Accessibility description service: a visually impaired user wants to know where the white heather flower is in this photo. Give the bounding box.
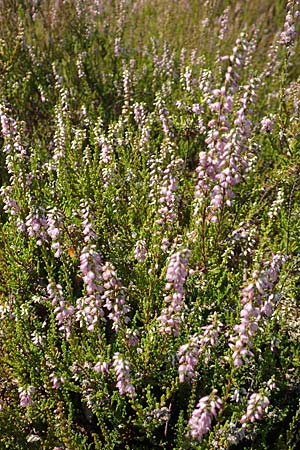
[268,188,285,218]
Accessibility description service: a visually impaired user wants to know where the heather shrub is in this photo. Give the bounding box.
[0,1,300,449]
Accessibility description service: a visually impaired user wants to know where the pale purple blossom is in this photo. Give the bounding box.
[134,240,147,262]
[76,245,104,331]
[194,37,257,223]
[101,262,130,331]
[240,393,270,427]
[279,7,298,46]
[47,208,64,257]
[47,282,75,339]
[158,249,191,335]
[25,210,48,246]
[229,253,285,366]
[0,186,20,216]
[50,373,65,389]
[113,353,135,396]
[94,361,110,374]
[18,386,35,407]
[80,201,97,243]
[261,116,274,133]
[178,314,223,382]
[188,390,223,442]
[155,95,173,138]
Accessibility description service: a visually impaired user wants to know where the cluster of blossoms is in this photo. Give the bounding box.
[113,353,135,397]
[156,158,183,226]
[268,188,285,219]
[148,139,183,240]
[76,201,130,332]
[155,94,174,138]
[1,185,20,217]
[13,206,65,253]
[94,359,110,375]
[94,125,116,188]
[229,253,286,366]
[0,106,27,173]
[279,0,299,46]
[52,82,69,164]
[152,40,175,81]
[218,6,230,41]
[50,373,65,390]
[77,244,104,331]
[261,116,274,133]
[18,386,35,408]
[25,210,48,245]
[158,248,191,335]
[222,221,257,267]
[194,34,256,223]
[178,314,223,382]
[76,201,104,331]
[0,106,29,224]
[134,239,147,262]
[133,102,147,127]
[46,208,64,257]
[101,262,130,332]
[47,282,75,340]
[240,392,270,427]
[122,66,133,119]
[188,390,223,442]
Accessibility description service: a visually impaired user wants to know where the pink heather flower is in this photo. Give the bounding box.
[94,361,110,374]
[133,102,147,126]
[76,242,106,332]
[218,7,229,41]
[18,386,35,407]
[178,314,223,382]
[194,38,257,224]
[125,328,140,346]
[47,282,75,339]
[81,206,97,243]
[134,240,147,262]
[101,262,130,331]
[158,249,191,335]
[240,393,270,427]
[25,210,48,246]
[156,158,183,227]
[188,390,223,442]
[178,336,200,382]
[113,353,135,396]
[155,95,173,138]
[0,186,20,216]
[47,208,64,257]
[279,9,297,46]
[229,253,285,366]
[161,237,170,252]
[261,116,274,133]
[50,373,65,389]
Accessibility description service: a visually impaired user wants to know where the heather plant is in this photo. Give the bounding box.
[0,1,300,449]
